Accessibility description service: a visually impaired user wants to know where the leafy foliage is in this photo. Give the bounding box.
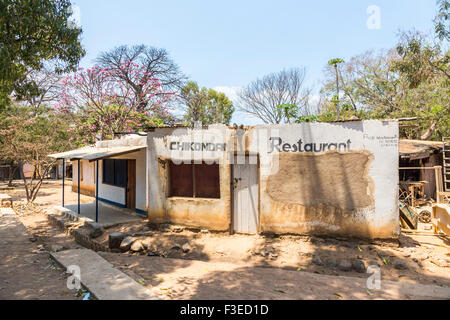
[0,105,75,202]
[180,81,234,126]
[0,0,85,108]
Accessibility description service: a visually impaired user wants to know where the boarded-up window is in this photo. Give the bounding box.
[195,163,220,198]
[169,161,220,199]
[169,162,193,197]
[103,159,127,188]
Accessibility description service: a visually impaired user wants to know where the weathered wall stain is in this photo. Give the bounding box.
[266,151,374,211]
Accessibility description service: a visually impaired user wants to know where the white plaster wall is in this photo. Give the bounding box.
[247,120,399,237]
[72,160,95,189]
[147,125,231,224]
[71,136,148,212]
[97,149,147,211]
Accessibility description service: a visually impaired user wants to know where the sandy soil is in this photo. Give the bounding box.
[0,211,83,300]
[95,221,450,288]
[98,252,449,300]
[2,180,450,300]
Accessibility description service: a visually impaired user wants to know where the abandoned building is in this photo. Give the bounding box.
[399,139,444,200]
[50,120,400,239]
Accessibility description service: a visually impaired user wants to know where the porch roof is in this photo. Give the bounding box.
[49,145,146,162]
[399,139,443,160]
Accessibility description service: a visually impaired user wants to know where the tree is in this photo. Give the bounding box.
[0,0,85,108]
[238,68,311,124]
[96,45,186,115]
[319,33,449,139]
[57,65,172,143]
[15,63,66,110]
[0,105,75,203]
[328,58,345,120]
[180,81,234,126]
[434,0,449,41]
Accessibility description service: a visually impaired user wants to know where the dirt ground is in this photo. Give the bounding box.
[0,180,89,300]
[2,180,450,300]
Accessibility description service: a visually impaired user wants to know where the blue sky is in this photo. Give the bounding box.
[72,0,438,123]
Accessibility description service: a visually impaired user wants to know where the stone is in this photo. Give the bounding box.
[172,226,184,233]
[393,259,408,270]
[109,232,126,249]
[182,243,192,253]
[89,223,104,239]
[269,253,278,259]
[430,259,448,267]
[368,259,380,267]
[312,254,323,266]
[141,238,152,249]
[351,259,366,273]
[338,260,352,272]
[50,245,64,252]
[419,254,429,261]
[120,237,136,252]
[130,240,144,252]
[324,257,337,268]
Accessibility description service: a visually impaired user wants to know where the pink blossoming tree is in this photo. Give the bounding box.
[56,62,176,144]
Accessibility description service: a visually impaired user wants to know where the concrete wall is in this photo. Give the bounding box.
[147,121,399,238]
[147,125,232,231]
[72,160,95,197]
[247,120,399,238]
[97,149,147,212]
[71,136,147,213]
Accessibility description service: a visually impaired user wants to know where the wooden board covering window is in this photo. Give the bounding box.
[194,163,220,198]
[169,161,220,199]
[169,162,193,197]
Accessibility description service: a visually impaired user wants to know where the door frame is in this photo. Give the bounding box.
[230,154,260,235]
[126,159,136,210]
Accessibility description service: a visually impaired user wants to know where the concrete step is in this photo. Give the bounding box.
[51,249,158,300]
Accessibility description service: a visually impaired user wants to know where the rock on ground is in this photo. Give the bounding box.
[120,237,135,252]
[109,232,126,249]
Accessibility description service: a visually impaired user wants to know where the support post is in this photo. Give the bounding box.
[78,159,80,215]
[62,159,65,207]
[96,160,99,223]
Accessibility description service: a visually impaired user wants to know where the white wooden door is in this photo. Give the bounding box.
[233,161,259,234]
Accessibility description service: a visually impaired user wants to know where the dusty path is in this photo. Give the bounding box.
[2,180,450,300]
[99,252,450,300]
[0,208,80,300]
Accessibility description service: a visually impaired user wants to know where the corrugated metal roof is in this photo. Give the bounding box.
[49,145,146,161]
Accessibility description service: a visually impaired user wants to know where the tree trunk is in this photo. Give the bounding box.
[7,165,17,187]
[335,65,340,121]
[420,122,437,140]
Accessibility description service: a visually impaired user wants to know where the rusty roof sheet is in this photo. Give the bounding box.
[399,139,443,159]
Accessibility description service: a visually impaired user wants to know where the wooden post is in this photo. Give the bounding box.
[78,159,80,215]
[96,160,99,223]
[435,166,443,203]
[62,159,65,207]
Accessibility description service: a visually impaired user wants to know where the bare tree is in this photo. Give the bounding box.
[96,45,187,112]
[237,68,311,124]
[13,63,65,110]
